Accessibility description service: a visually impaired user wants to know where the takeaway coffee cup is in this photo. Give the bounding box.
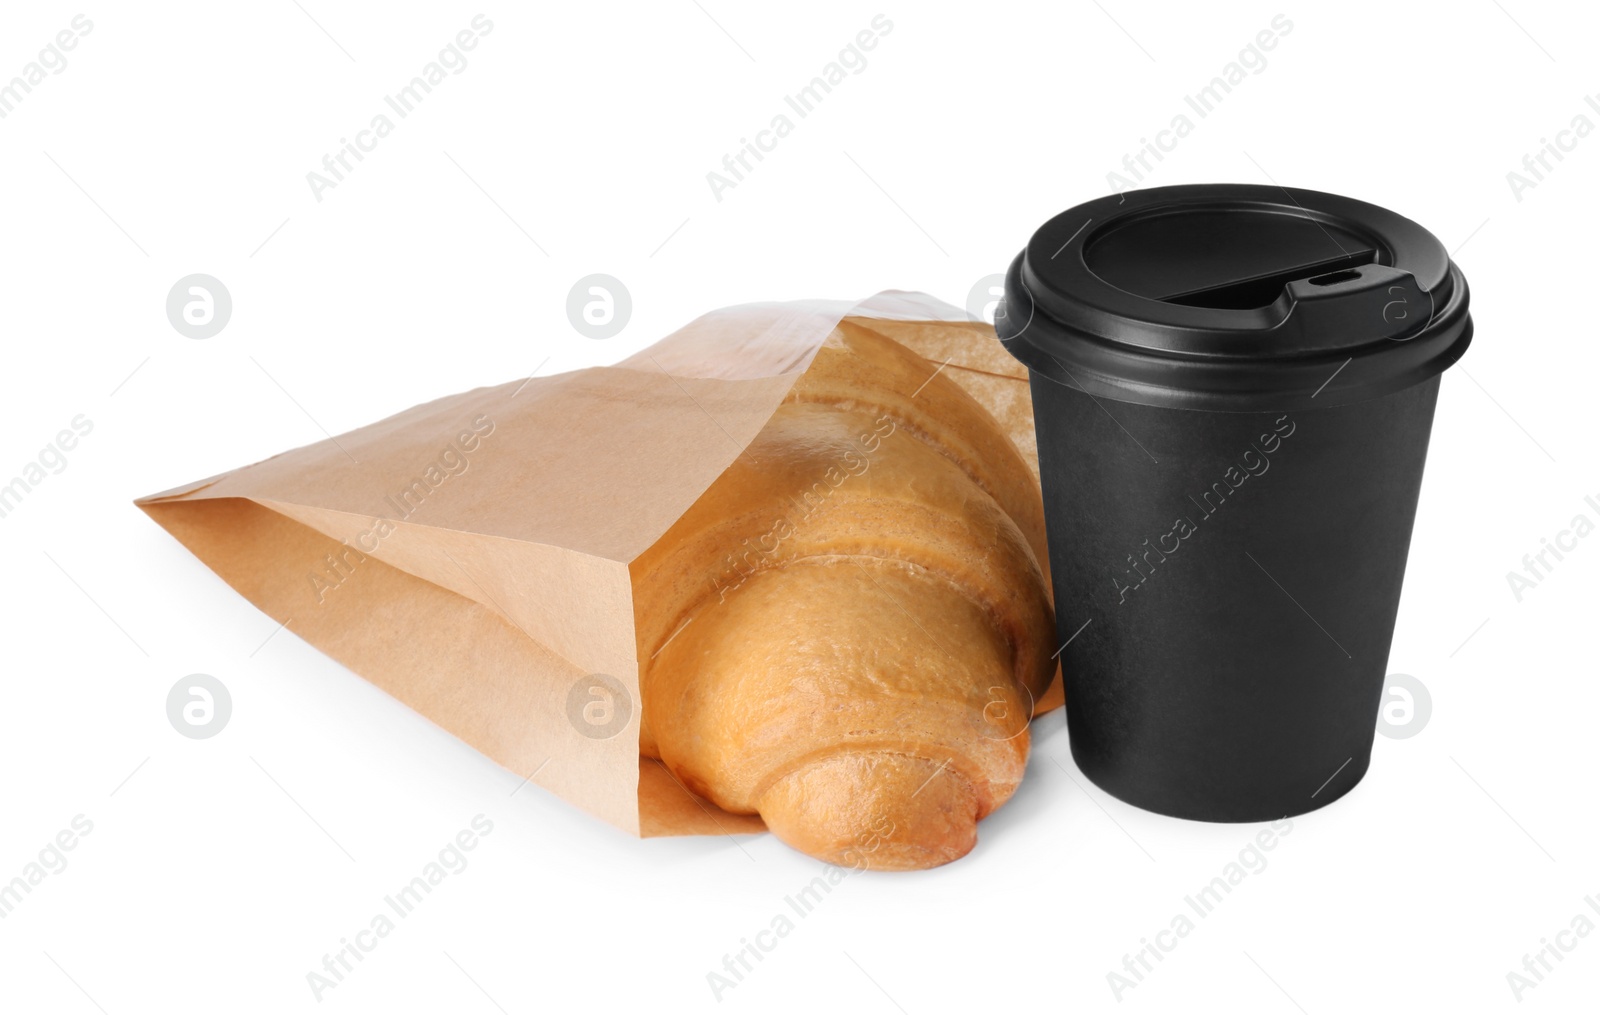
[996,184,1472,821]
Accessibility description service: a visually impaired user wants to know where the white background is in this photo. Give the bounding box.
[1,1,1596,1012]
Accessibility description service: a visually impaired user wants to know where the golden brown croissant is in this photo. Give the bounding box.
[631,322,1055,870]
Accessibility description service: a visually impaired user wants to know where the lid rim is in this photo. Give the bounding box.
[999,256,1472,412]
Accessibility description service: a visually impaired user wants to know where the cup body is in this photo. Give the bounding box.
[1032,373,1440,819]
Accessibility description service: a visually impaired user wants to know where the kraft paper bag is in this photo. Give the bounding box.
[137,291,1059,839]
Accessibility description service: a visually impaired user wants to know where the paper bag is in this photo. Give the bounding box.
[137,291,1058,839]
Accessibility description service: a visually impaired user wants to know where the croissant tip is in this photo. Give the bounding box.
[835,835,976,873]
[757,751,983,872]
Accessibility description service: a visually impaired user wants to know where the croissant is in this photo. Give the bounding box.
[632,322,1055,870]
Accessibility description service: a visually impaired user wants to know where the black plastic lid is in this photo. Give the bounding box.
[995,184,1472,411]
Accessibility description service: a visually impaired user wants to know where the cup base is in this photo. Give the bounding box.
[1068,734,1373,823]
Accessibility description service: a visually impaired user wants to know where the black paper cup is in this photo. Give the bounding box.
[997,184,1472,821]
